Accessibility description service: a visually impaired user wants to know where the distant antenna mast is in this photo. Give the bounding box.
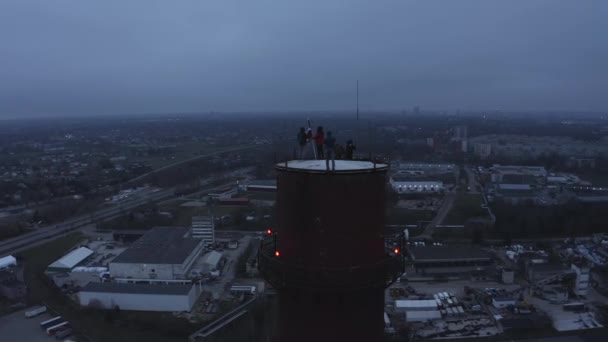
[356,80,359,120]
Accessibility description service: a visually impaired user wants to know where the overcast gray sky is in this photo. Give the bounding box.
[1,0,607,116]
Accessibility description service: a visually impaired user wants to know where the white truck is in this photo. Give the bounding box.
[25,306,47,318]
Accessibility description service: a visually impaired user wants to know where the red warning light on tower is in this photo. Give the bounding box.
[267,229,272,235]
[394,248,400,255]
[274,250,280,257]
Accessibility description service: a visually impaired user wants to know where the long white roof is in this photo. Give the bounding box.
[48,247,93,269]
[202,251,222,266]
[0,255,17,269]
[395,299,438,309]
[278,160,387,171]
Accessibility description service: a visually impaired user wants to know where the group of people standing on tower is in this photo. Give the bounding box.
[297,126,356,170]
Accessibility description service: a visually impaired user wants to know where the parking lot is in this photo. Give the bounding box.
[0,309,59,342]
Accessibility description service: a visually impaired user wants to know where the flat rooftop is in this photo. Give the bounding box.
[276,160,388,173]
[411,246,491,262]
[81,282,192,295]
[111,227,202,265]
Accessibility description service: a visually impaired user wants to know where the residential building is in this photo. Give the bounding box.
[492,297,516,309]
[200,251,223,272]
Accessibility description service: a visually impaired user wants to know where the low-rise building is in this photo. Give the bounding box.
[395,299,441,322]
[201,251,223,272]
[110,227,204,280]
[405,310,442,322]
[489,165,547,184]
[0,255,17,270]
[395,299,438,311]
[47,247,94,273]
[390,178,444,193]
[492,297,516,309]
[79,282,202,312]
[410,246,493,276]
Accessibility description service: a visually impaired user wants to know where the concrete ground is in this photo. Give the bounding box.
[527,289,605,332]
[0,309,59,342]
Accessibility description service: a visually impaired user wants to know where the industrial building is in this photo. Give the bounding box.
[78,282,202,312]
[489,165,547,184]
[495,184,537,204]
[191,216,214,245]
[258,160,402,342]
[395,300,441,322]
[392,162,454,174]
[47,247,94,272]
[109,227,204,280]
[410,245,493,275]
[405,310,443,322]
[389,177,444,193]
[388,162,453,194]
[395,299,438,311]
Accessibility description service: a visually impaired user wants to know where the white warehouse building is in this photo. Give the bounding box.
[110,227,204,280]
[79,282,202,312]
[47,247,94,272]
[201,251,223,272]
[395,300,441,322]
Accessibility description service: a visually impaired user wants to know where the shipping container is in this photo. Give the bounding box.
[46,322,69,335]
[25,306,47,318]
[55,328,73,339]
[40,317,63,329]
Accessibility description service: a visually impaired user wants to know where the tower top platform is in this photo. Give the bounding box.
[275,160,388,174]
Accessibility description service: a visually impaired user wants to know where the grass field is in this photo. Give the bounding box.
[386,207,435,225]
[17,233,198,342]
[443,193,488,225]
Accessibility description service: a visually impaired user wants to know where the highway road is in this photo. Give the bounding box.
[419,192,457,239]
[0,181,244,256]
[464,165,481,193]
[0,188,175,256]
